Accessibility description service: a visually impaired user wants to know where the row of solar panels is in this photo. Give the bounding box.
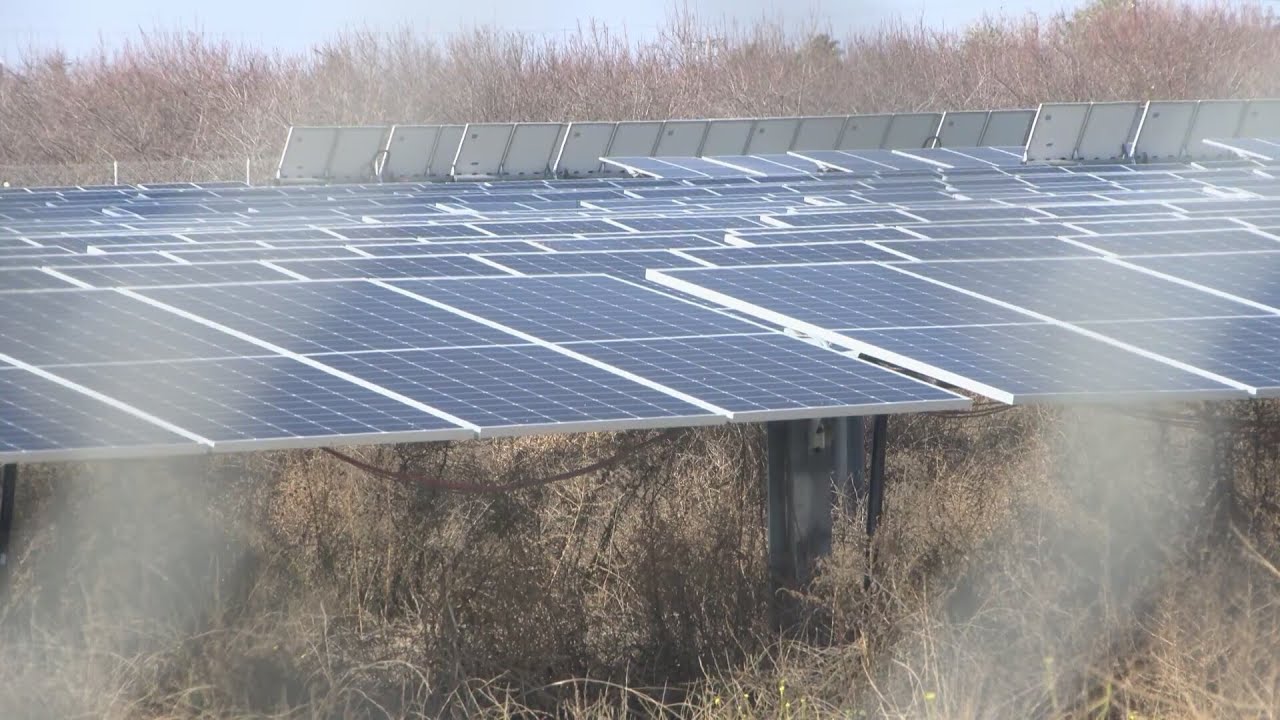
[1025,98,1280,163]
[275,109,1037,183]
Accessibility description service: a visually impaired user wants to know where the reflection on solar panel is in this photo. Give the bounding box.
[272,256,504,280]
[59,262,296,288]
[478,251,698,279]
[683,242,901,265]
[1124,251,1280,309]
[1069,229,1280,256]
[877,238,1093,260]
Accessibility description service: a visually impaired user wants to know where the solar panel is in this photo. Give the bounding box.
[388,275,764,342]
[1078,316,1280,396]
[0,366,196,462]
[569,334,968,420]
[682,242,901,265]
[478,250,697,279]
[610,215,764,232]
[905,223,1077,239]
[875,238,1094,260]
[1069,229,1280,256]
[847,323,1242,403]
[319,346,721,435]
[139,281,519,355]
[725,227,917,244]
[533,234,724,251]
[1123,251,1280,309]
[648,263,1032,330]
[899,257,1264,322]
[0,269,80,291]
[763,209,916,228]
[0,289,264,366]
[271,255,506,280]
[57,262,297,288]
[53,356,474,447]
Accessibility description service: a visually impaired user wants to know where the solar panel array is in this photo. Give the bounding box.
[5,142,1280,463]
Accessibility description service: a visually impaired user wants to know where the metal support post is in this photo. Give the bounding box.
[866,415,889,537]
[0,464,15,596]
[766,419,843,629]
[864,415,889,591]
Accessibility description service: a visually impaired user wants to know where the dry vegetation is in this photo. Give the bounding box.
[1,1,1280,717]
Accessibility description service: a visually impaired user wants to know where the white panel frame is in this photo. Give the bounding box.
[744,118,801,153]
[790,116,847,151]
[1131,100,1197,162]
[654,120,710,156]
[500,122,565,178]
[1074,101,1144,161]
[837,114,893,150]
[699,119,755,156]
[935,111,988,147]
[882,112,944,149]
[1184,100,1247,159]
[605,121,664,157]
[1024,102,1091,162]
[980,109,1036,146]
[276,126,339,182]
[553,122,618,177]
[428,125,466,179]
[380,125,441,182]
[452,123,517,177]
[326,126,392,182]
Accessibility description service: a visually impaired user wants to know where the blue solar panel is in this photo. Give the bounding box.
[764,209,915,228]
[570,334,967,419]
[1079,316,1280,396]
[165,246,366,263]
[726,227,918,243]
[54,356,471,445]
[682,242,900,265]
[478,251,697,279]
[0,269,79,291]
[1124,252,1280,308]
[905,206,1048,222]
[470,219,621,237]
[321,346,717,434]
[389,275,763,342]
[901,258,1263,322]
[58,262,296,288]
[0,366,194,461]
[271,255,504,280]
[330,224,489,240]
[648,263,1032,330]
[140,281,518,354]
[367,240,540,255]
[906,223,1077,239]
[533,234,723,251]
[611,215,763,232]
[1065,217,1245,235]
[846,323,1242,403]
[1069,229,1280,256]
[876,238,1094,260]
[0,289,263,366]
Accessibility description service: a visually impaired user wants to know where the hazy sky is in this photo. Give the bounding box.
[2,0,1085,61]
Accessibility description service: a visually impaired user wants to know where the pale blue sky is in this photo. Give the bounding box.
[0,0,1090,62]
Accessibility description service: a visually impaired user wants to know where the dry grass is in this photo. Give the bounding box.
[2,1,1280,717]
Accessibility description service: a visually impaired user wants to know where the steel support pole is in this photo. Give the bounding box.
[864,415,889,591]
[0,464,15,596]
[867,415,889,537]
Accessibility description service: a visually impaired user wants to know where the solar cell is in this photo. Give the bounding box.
[610,215,764,232]
[0,366,195,462]
[388,275,764,342]
[470,219,621,236]
[330,224,489,240]
[533,234,724,251]
[905,223,1077,239]
[165,246,367,263]
[725,227,917,243]
[54,356,473,447]
[570,334,968,420]
[0,268,80,291]
[320,346,720,435]
[1065,217,1248,235]
[139,281,518,355]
